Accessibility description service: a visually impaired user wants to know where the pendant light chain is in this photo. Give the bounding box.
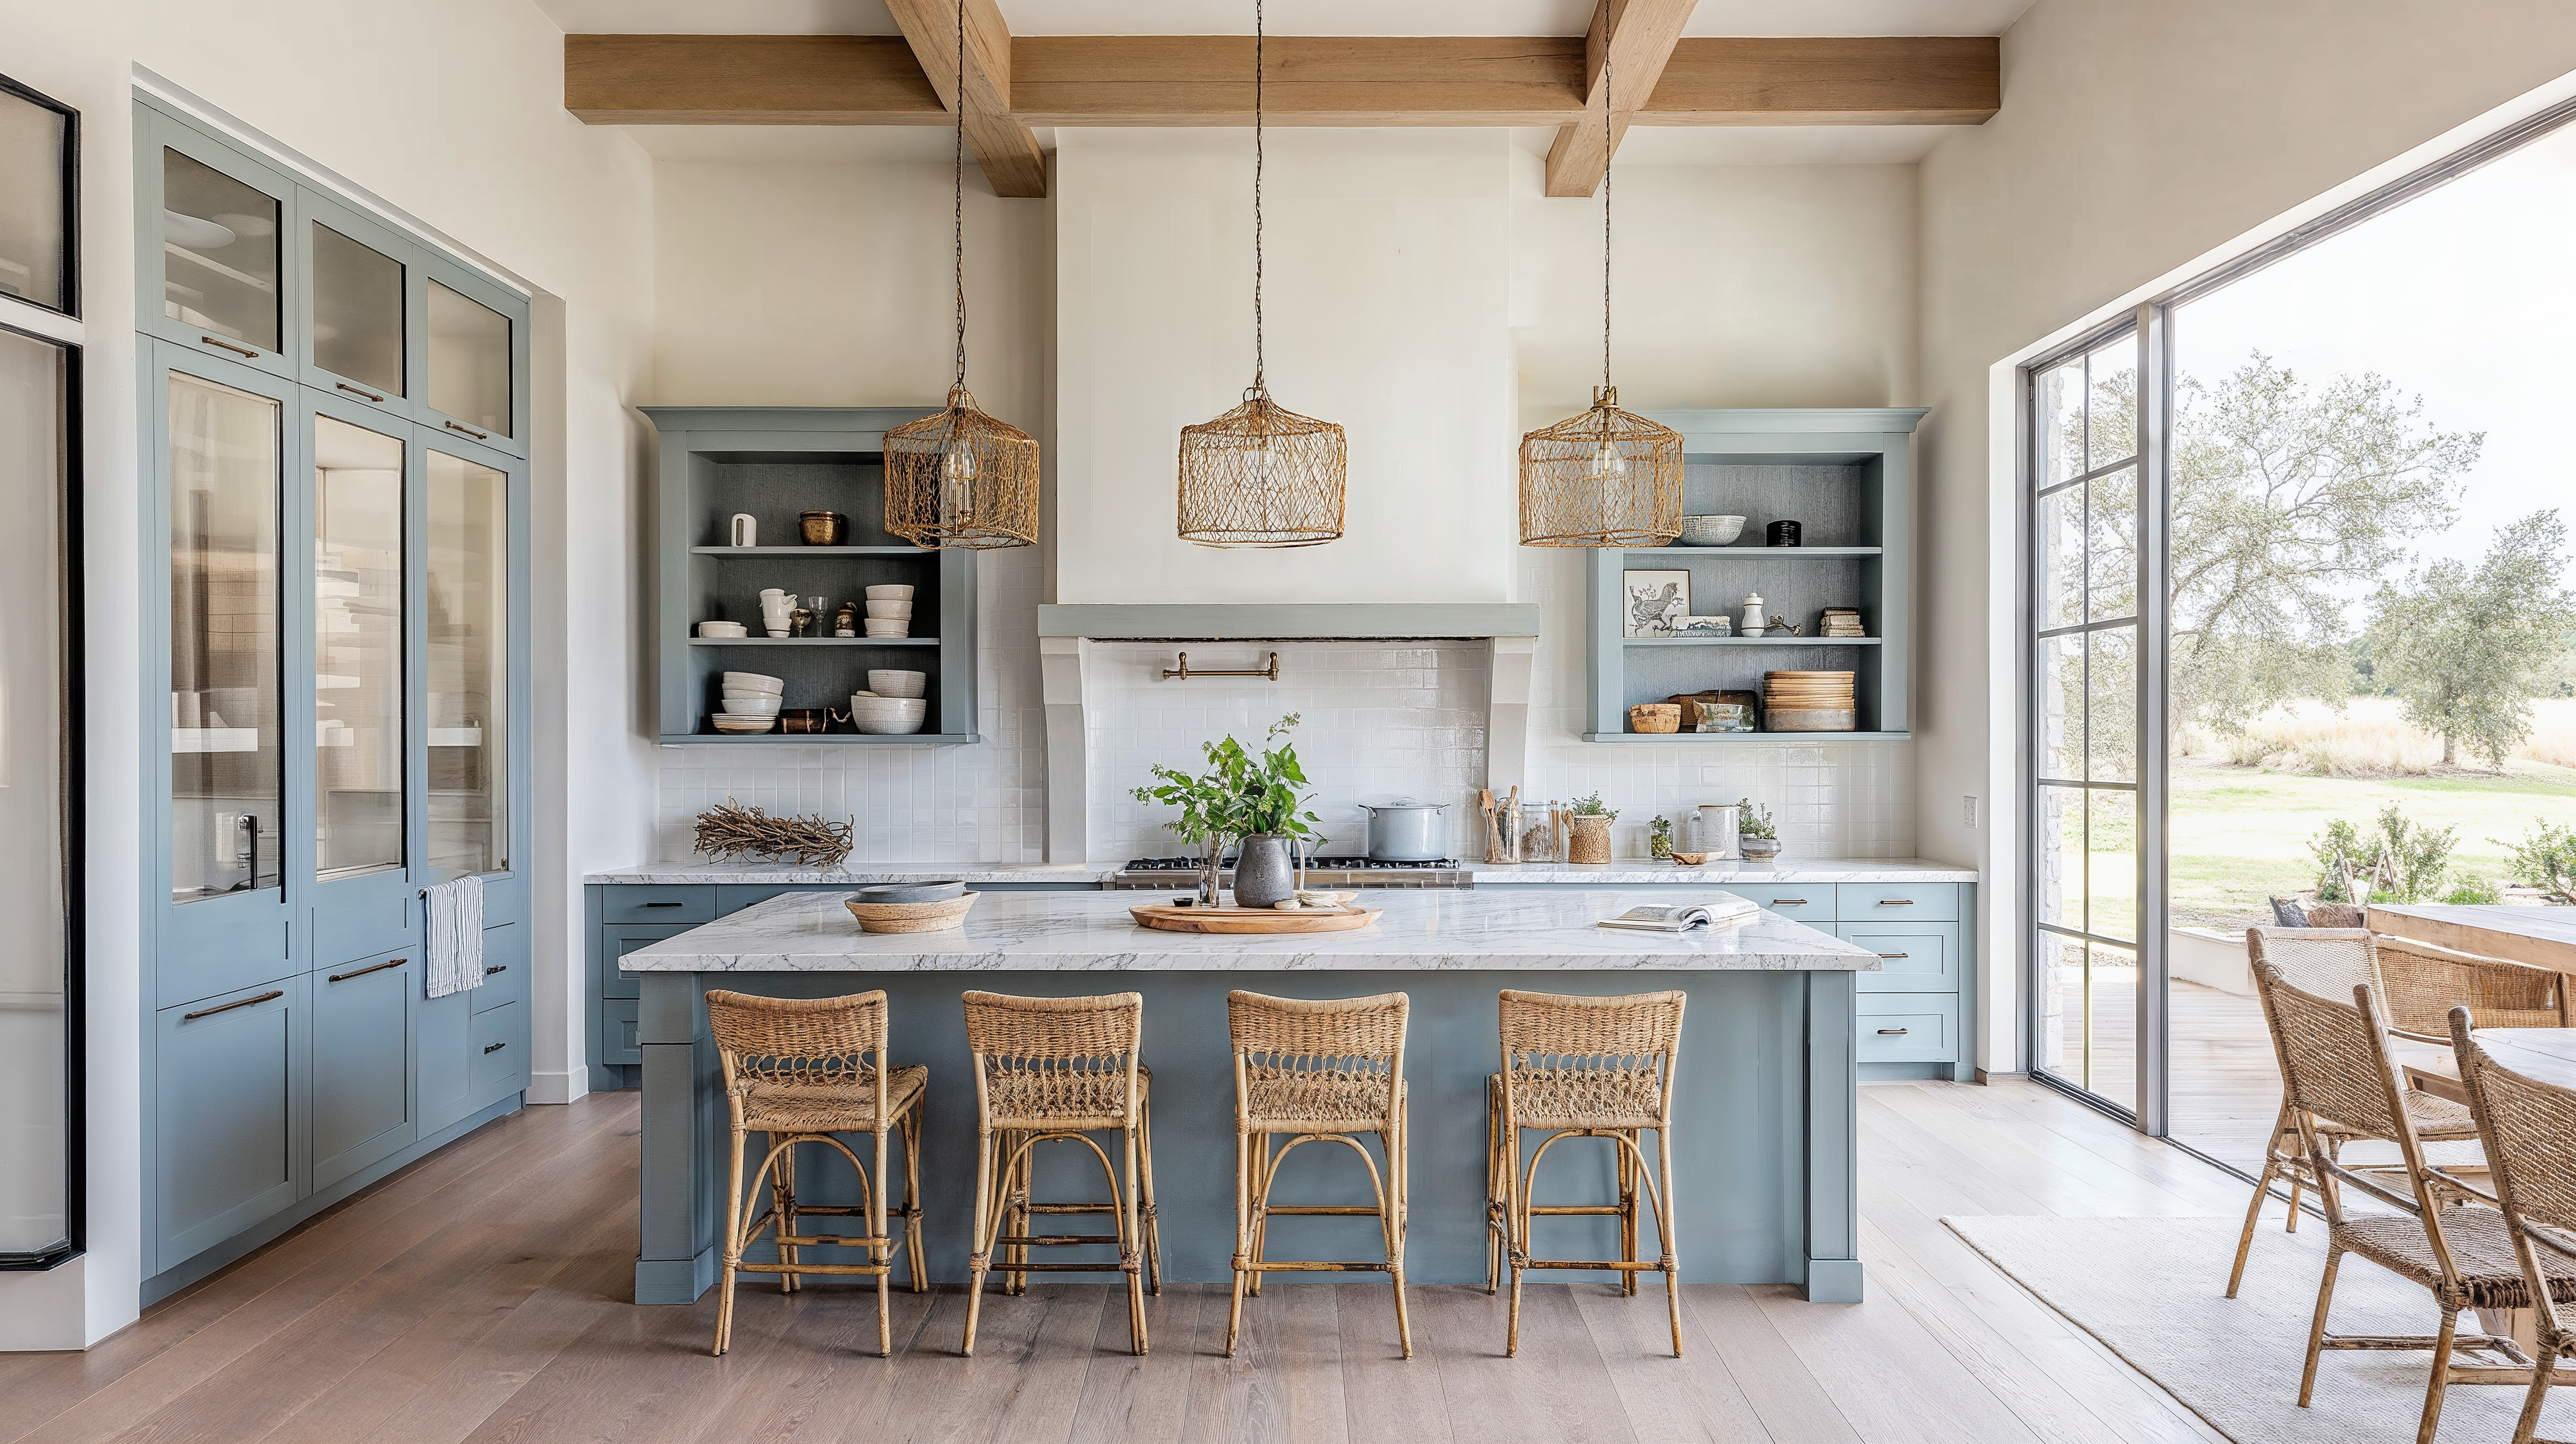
[1253,0,1265,391]
[952,0,968,389]
[1601,55,1613,397]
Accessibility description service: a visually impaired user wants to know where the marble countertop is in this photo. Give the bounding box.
[584,857,1976,886]
[621,887,1883,973]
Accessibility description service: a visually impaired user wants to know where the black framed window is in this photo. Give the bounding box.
[0,72,77,317]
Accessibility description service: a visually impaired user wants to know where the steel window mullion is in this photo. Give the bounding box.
[2038,615,2139,640]
[2036,454,2141,500]
[2136,303,2173,1137]
[2037,778,2136,791]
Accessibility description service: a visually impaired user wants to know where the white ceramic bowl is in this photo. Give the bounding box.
[847,695,927,735]
[721,672,784,695]
[720,696,782,717]
[866,669,928,699]
[697,621,748,638]
[864,584,916,602]
[863,620,911,637]
[864,600,912,620]
[1680,515,1747,546]
[711,715,775,734]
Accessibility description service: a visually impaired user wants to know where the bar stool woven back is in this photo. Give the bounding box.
[1226,990,1411,1359]
[960,990,1162,1356]
[1487,987,1686,1358]
[703,989,926,1359]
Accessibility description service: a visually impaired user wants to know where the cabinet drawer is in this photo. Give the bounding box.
[600,885,717,924]
[1717,887,1832,922]
[157,979,308,1266]
[1838,923,1959,994]
[1836,883,1957,922]
[600,923,694,1000]
[475,922,529,1015]
[470,1001,528,1104]
[716,884,797,915]
[601,999,641,1066]
[312,950,416,1188]
[1857,994,1958,1063]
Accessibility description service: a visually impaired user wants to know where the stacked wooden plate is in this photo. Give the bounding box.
[1763,671,1856,732]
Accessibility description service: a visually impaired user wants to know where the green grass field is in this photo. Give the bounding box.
[2168,758,2576,928]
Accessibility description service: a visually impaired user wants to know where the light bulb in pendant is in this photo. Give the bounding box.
[1588,438,1627,480]
[942,442,978,485]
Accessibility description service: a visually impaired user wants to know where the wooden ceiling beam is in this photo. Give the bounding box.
[883,0,1047,198]
[1544,0,1700,199]
[563,32,2001,138]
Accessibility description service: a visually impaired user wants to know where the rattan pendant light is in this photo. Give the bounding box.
[884,1,1039,549]
[1518,58,1681,548]
[1177,0,1346,549]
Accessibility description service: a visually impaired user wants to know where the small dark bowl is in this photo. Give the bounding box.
[851,880,965,904]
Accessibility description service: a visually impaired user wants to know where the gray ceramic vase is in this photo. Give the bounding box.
[1233,834,1298,909]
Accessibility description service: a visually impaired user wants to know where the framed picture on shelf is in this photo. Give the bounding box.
[1622,569,1690,637]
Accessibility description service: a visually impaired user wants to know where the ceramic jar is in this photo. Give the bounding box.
[1233,834,1298,909]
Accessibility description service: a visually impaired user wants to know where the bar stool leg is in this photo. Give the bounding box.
[1656,1124,1683,1358]
[902,1106,928,1294]
[1485,1078,1504,1295]
[1138,1090,1164,1295]
[775,1137,799,1294]
[1385,1112,1414,1360]
[963,1125,995,1357]
[1618,1131,1639,1297]
[713,1123,751,1356]
[1227,1120,1254,1356]
[873,1127,893,1357]
[1002,1129,1028,1296]
[1124,1118,1151,1356]
[1506,1120,1528,1358]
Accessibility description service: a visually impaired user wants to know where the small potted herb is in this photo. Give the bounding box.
[1737,799,1782,861]
[1567,792,1617,864]
[1650,815,1674,859]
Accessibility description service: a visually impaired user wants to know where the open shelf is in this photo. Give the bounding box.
[658,732,984,745]
[687,636,938,647]
[1624,545,1883,558]
[1623,636,1881,647]
[1581,730,1912,743]
[685,545,927,556]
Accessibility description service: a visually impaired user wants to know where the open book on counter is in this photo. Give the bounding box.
[1595,895,1761,932]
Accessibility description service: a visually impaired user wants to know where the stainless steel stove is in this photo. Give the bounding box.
[1105,855,1470,891]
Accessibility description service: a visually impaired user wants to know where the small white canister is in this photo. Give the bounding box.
[1696,802,1742,860]
[1740,592,1766,637]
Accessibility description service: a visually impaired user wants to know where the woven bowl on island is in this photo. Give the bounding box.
[845,892,976,933]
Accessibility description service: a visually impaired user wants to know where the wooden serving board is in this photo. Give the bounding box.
[1129,903,1383,934]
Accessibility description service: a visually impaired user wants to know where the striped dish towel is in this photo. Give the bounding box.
[424,875,486,999]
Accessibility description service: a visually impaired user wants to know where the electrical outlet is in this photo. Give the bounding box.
[1963,795,1979,830]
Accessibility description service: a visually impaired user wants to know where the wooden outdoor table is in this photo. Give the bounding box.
[2370,904,2576,974]
[2403,1027,2576,1105]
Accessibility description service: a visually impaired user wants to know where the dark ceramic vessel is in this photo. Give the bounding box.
[1232,834,1298,909]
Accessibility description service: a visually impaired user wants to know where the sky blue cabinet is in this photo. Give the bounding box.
[137,100,537,1302]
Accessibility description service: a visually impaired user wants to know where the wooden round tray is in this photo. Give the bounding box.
[1130,903,1382,934]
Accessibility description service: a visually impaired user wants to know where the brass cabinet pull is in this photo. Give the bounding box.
[1770,898,1808,906]
[335,380,386,402]
[1877,899,1915,906]
[444,419,491,440]
[485,963,507,975]
[328,957,407,983]
[184,989,283,1020]
[483,1041,507,1054]
[199,334,258,358]
[1877,1028,1909,1036]
[1876,952,1910,960]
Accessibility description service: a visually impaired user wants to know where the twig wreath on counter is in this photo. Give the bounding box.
[691,798,856,867]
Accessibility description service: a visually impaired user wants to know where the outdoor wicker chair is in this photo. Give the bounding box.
[1225,990,1412,1359]
[2259,958,2576,1444]
[704,988,927,1360]
[2228,927,2567,1297]
[960,989,1161,1357]
[2447,1005,2576,1444]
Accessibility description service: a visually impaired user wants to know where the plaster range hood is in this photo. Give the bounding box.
[1035,603,1541,864]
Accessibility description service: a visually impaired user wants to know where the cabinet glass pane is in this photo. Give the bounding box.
[0,329,68,1258]
[426,281,510,438]
[0,89,69,312]
[315,417,404,878]
[312,224,404,396]
[162,150,279,354]
[170,372,282,899]
[428,449,506,874]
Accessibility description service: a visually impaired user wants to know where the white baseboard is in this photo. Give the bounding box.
[526,1069,587,1106]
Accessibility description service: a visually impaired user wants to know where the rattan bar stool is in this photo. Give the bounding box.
[961,989,1162,1356]
[1485,987,1686,1358]
[1226,989,1412,1359]
[705,988,927,1359]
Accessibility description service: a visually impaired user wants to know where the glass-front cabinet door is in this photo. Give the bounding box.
[297,190,414,416]
[311,414,406,878]
[426,446,510,878]
[142,109,294,378]
[422,260,527,458]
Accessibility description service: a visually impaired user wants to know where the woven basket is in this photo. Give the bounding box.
[1567,814,1612,864]
[845,892,977,933]
[1628,703,1681,734]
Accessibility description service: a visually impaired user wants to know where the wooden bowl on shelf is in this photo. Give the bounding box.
[846,892,976,933]
[1628,703,1682,734]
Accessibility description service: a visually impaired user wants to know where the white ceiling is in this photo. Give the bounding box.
[534,0,2033,38]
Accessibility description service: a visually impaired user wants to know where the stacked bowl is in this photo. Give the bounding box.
[847,689,927,735]
[715,671,783,734]
[863,584,915,638]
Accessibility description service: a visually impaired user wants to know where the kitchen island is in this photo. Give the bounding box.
[623,887,1882,1307]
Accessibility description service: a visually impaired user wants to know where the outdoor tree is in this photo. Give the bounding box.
[2067,355,2479,745]
[2366,509,2576,768]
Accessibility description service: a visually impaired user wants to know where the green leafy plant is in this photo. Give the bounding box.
[2501,819,2576,904]
[1650,815,1673,858]
[1569,791,1617,821]
[2308,803,2458,903]
[1738,799,1777,841]
[2440,874,2505,906]
[1128,714,1326,853]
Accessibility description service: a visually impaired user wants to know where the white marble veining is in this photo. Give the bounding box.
[622,887,1882,973]
[1467,858,1976,884]
[584,860,1112,885]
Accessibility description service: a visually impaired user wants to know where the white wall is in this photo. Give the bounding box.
[0,0,657,1348]
[1915,0,2576,1072]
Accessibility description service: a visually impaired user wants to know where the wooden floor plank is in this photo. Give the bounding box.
[1338,1281,1445,1440]
[1421,1283,1638,1444]
[1673,1287,1860,1444]
[1752,1278,2045,1444]
[1571,1281,1771,1442]
[1066,1284,1214,1444]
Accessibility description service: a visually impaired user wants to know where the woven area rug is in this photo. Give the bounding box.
[1944,1213,2576,1444]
